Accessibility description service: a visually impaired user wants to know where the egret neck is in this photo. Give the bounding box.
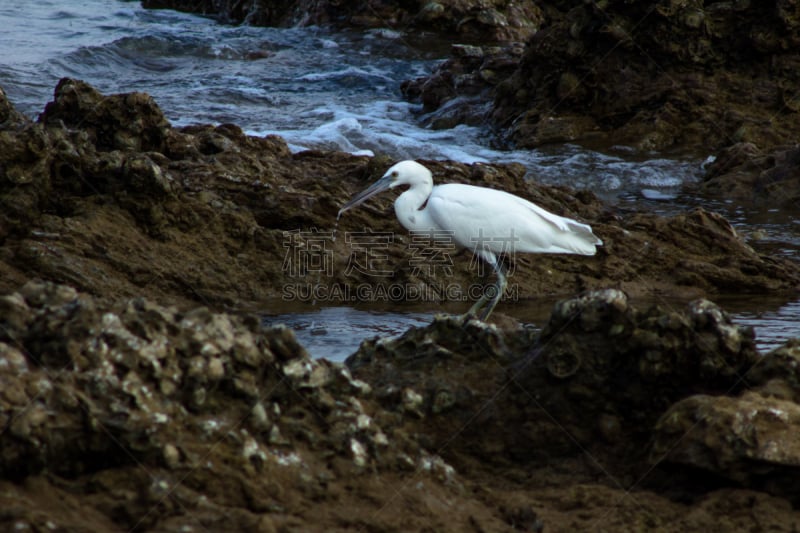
[393,180,436,232]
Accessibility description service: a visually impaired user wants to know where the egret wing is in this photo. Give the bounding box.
[427,184,600,256]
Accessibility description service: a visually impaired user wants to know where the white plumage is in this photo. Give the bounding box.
[338,160,602,319]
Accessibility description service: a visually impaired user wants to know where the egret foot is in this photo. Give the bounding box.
[466,293,491,318]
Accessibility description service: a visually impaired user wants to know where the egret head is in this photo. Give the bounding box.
[338,160,433,217]
[382,160,433,188]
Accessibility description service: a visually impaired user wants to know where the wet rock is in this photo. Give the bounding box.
[1,278,799,530]
[348,290,765,472]
[418,2,445,22]
[401,42,525,129]
[41,78,170,152]
[0,86,30,130]
[493,1,800,152]
[143,0,544,42]
[318,290,800,528]
[391,0,800,154]
[122,153,174,195]
[653,388,800,493]
[702,143,800,207]
[653,339,800,492]
[0,281,475,530]
[597,207,800,295]
[0,79,176,244]
[746,339,800,399]
[536,290,757,399]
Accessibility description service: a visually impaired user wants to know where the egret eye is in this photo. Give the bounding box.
[391,171,398,178]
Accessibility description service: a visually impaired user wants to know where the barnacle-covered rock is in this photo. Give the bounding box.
[653,391,800,489]
[525,290,759,435]
[653,338,800,491]
[0,86,29,130]
[40,78,170,153]
[347,289,768,476]
[0,281,450,487]
[347,313,532,417]
[490,0,800,153]
[0,280,481,530]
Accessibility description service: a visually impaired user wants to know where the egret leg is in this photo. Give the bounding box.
[479,259,507,321]
[464,251,507,321]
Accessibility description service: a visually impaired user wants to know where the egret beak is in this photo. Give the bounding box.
[337,173,394,218]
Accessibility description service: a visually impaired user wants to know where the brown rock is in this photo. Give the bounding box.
[0,279,799,530]
[0,86,30,130]
[703,143,800,207]
[143,0,545,43]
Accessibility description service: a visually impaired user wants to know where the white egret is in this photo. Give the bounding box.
[338,160,602,320]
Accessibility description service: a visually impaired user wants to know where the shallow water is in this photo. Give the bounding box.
[2,1,798,358]
[266,293,798,362]
[264,306,435,362]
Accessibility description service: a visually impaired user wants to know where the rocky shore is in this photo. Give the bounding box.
[1,280,800,531]
[0,0,798,530]
[0,74,798,531]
